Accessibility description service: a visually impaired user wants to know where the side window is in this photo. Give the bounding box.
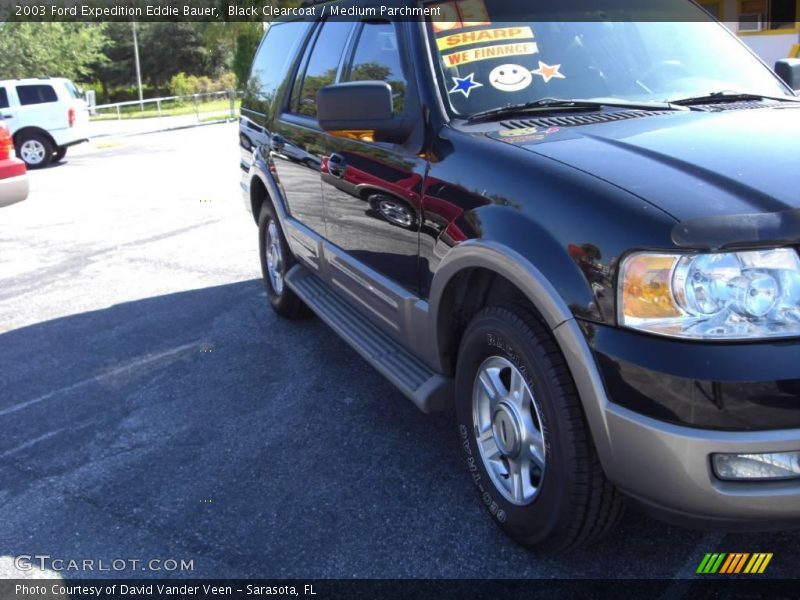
[291,21,353,118]
[0,87,9,109]
[245,21,311,116]
[16,85,58,106]
[345,21,407,114]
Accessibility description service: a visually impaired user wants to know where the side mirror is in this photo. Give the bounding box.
[774,58,800,91]
[317,81,412,144]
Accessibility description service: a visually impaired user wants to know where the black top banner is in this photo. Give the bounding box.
[0,0,724,23]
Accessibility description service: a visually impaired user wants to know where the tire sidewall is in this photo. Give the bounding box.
[17,133,53,169]
[53,146,67,162]
[454,310,581,547]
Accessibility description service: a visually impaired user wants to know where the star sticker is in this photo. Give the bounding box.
[449,73,483,98]
[532,62,565,83]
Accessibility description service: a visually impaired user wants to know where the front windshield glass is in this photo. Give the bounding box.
[425,0,790,117]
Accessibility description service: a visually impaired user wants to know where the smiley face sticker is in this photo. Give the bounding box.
[489,63,533,92]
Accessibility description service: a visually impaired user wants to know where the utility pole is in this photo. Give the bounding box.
[132,21,144,110]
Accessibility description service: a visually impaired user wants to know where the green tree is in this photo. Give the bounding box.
[0,23,108,81]
[92,22,230,95]
[138,23,227,87]
[90,22,135,93]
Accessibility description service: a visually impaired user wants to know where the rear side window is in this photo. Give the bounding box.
[0,88,8,109]
[290,20,354,118]
[17,85,58,105]
[345,21,407,114]
[245,21,311,116]
[64,81,80,99]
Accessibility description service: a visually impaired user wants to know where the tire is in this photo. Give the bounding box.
[454,305,622,552]
[52,146,67,162]
[257,202,310,319]
[368,193,417,229]
[16,132,53,169]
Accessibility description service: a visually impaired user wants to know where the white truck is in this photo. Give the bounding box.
[0,77,89,168]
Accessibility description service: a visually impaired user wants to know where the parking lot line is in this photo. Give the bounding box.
[0,341,202,418]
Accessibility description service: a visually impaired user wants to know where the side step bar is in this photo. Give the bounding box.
[285,265,452,413]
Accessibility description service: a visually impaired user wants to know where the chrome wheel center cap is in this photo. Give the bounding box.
[492,402,522,457]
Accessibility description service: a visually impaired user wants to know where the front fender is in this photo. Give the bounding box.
[434,206,603,323]
[429,238,578,334]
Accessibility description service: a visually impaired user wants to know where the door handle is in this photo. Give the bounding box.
[0,114,12,119]
[327,153,346,178]
[269,134,285,152]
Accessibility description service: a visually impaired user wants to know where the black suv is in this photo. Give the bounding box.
[239,0,800,550]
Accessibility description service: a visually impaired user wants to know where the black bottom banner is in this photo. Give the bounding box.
[0,579,798,600]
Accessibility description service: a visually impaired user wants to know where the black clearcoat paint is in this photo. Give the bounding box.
[241,15,800,431]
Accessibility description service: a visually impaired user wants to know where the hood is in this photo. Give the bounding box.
[490,105,800,225]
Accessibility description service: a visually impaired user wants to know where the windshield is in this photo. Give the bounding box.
[425,0,791,118]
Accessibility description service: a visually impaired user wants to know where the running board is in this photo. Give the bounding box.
[285,265,452,413]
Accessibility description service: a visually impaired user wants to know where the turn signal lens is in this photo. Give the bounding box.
[0,124,12,160]
[330,130,374,142]
[620,254,681,319]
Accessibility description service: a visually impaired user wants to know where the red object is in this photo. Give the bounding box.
[0,122,26,178]
[0,122,13,160]
[0,158,25,179]
[68,107,76,127]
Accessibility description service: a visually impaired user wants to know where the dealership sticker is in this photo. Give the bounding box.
[430,0,491,32]
[436,26,535,51]
[532,61,565,83]
[442,42,538,67]
[498,127,541,137]
[449,73,484,97]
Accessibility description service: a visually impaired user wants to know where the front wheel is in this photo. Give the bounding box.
[454,305,622,551]
[257,203,309,319]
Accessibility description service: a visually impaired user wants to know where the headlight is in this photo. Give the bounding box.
[619,248,800,339]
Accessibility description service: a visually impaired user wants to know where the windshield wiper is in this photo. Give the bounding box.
[465,97,682,123]
[671,91,800,106]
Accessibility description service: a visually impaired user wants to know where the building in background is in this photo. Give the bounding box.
[699,0,800,67]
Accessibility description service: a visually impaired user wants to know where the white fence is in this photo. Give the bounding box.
[90,90,239,122]
[86,90,240,139]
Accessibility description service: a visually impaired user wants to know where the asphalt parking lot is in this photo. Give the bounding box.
[0,123,798,580]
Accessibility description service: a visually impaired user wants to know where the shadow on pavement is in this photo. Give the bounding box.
[0,280,796,578]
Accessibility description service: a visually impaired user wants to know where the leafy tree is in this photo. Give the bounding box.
[92,22,229,95]
[138,23,228,87]
[90,22,135,93]
[0,23,108,81]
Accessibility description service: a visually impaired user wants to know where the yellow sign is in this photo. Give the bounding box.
[431,0,491,33]
[436,26,535,51]
[442,42,538,67]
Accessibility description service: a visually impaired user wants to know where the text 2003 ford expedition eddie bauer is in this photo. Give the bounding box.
[239,0,800,551]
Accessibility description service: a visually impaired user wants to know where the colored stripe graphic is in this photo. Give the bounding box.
[719,553,749,574]
[697,553,726,574]
[744,553,773,574]
[698,552,773,574]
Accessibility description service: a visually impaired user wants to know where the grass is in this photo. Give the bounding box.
[90,98,240,121]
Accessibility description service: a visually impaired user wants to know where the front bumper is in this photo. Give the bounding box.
[602,403,800,528]
[554,319,800,528]
[589,324,800,430]
[0,173,29,208]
